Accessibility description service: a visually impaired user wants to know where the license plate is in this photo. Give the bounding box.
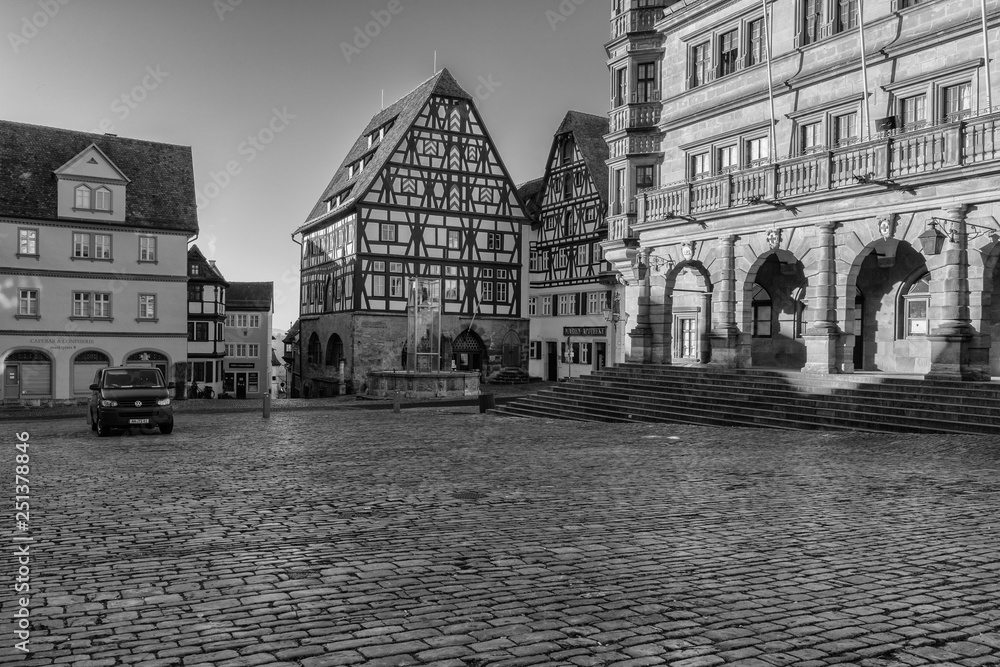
[129,419,149,425]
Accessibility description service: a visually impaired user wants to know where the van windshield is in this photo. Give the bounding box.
[102,369,163,389]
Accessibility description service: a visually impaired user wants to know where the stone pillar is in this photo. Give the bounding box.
[926,204,974,381]
[699,291,713,363]
[803,221,840,374]
[628,247,654,363]
[708,235,741,367]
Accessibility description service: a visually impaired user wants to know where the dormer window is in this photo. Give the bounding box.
[95,187,112,211]
[75,185,91,209]
[190,263,200,276]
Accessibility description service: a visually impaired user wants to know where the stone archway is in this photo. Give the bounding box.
[845,240,929,373]
[742,249,807,369]
[453,329,486,373]
[661,260,713,364]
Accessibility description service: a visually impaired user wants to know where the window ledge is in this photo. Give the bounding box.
[14,314,40,320]
[70,256,113,263]
[136,318,159,323]
[70,317,115,323]
[138,259,159,265]
[16,253,39,261]
[72,207,114,214]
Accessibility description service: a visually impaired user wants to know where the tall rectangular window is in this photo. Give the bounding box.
[691,42,710,87]
[528,297,537,316]
[18,289,37,317]
[691,152,710,179]
[901,94,927,129]
[139,236,156,262]
[834,112,858,146]
[94,234,111,260]
[373,275,386,297]
[637,62,657,103]
[837,0,858,32]
[93,293,111,319]
[614,67,628,107]
[718,29,739,77]
[613,169,626,215]
[497,282,508,303]
[746,137,769,165]
[636,165,654,189]
[18,229,38,256]
[943,83,972,121]
[448,230,460,249]
[380,224,396,242]
[542,296,553,316]
[801,122,822,153]
[73,233,90,258]
[801,0,819,45]
[717,145,738,172]
[139,294,156,320]
[746,18,764,67]
[73,292,91,318]
[481,281,493,302]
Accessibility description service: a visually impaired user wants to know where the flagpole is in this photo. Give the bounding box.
[858,0,872,140]
[761,0,777,160]
[982,0,994,111]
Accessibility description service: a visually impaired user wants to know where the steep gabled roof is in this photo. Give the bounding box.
[555,111,610,205]
[0,120,198,233]
[299,68,473,234]
[517,177,546,224]
[282,320,300,344]
[227,282,273,311]
[187,245,229,285]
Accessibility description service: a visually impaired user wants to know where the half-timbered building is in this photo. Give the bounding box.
[521,111,613,381]
[185,245,227,398]
[293,69,530,394]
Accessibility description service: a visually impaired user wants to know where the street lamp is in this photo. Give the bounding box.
[601,293,629,367]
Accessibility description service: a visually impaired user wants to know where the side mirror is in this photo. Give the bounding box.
[167,382,176,389]
[89,383,99,391]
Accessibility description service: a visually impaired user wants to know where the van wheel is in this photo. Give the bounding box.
[159,421,173,435]
[97,415,112,437]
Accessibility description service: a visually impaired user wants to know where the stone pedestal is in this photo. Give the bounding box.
[802,333,840,375]
[708,329,741,368]
[628,326,653,363]
[924,334,968,381]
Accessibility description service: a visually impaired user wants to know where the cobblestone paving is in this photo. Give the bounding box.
[2,409,999,666]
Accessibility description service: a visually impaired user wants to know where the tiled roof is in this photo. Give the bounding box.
[187,245,229,285]
[517,177,546,224]
[227,282,273,311]
[0,120,198,233]
[299,68,473,234]
[556,111,610,205]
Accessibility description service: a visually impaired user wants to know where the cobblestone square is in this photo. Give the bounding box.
[2,408,999,666]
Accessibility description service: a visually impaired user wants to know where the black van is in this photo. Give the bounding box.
[87,366,175,436]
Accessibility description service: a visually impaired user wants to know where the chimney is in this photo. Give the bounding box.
[208,260,216,267]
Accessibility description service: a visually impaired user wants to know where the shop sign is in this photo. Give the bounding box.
[562,327,607,337]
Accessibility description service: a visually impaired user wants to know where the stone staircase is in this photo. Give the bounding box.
[491,363,1000,434]
[487,367,532,385]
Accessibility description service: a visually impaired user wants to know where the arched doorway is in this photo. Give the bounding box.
[663,261,713,364]
[850,241,929,373]
[126,351,169,383]
[72,350,111,396]
[453,329,486,373]
[746,252,807,369]
[501,331,521,367]
[4,350,52,402]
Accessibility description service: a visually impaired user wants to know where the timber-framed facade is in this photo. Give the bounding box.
[294,69,530,395]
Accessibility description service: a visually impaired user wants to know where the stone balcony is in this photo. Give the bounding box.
[610,7,663,40]
[609,102,662,133]
[619,111,1000,237]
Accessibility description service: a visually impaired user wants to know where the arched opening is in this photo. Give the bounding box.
[72,350,111,396]
[851,242,929,373]
[453,329,486,373]
[307,333,321,365]
[663,261,713,364]
[746,252,807,369]
[325,334,343,367]
[125,350,169,383]
[502,331,521,367]
[4,350,52,401]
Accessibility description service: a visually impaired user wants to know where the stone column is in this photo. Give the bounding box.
[628,247,654,363]
[926,204,973,381]
[803,221,840,374]
[708,235,741,367]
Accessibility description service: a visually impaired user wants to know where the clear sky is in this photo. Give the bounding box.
[2,0,611,331]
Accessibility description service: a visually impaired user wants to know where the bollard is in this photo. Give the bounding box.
[393,391,401,414]
[263,391,271,419]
